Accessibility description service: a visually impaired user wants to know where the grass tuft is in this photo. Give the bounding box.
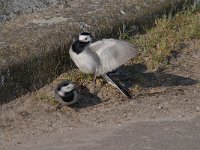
[60,69,93,84]
[131,9,200,69]
[35,93,58,106]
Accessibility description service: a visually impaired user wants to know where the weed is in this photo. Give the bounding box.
[131,9,200,69]
[61,69,93,84]
[36,93,58,106]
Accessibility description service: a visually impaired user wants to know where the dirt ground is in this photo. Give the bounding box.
[0,39,200,149]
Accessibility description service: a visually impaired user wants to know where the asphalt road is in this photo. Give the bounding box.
[4,116,200,150]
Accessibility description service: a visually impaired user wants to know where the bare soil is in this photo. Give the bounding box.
[0,39,200,149]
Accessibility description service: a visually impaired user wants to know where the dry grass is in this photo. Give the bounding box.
[131,9,200,69]
[35,92,58,106]
[35,69,94,105]
[37,8,200,104]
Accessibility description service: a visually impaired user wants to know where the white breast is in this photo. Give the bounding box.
[69,48,100,74]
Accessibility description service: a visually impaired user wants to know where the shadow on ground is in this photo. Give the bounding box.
[69,85,102,109]
[109,63,199,89]
[68,63,199,109]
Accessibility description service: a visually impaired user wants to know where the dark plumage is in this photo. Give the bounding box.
[54,80,79,105]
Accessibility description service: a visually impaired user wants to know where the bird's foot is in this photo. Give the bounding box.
[91,84,100,95]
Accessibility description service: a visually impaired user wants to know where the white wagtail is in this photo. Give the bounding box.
[54,80,79,105]
[69,32,137,98]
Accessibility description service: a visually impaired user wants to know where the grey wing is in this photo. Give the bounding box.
[89,39,137,75]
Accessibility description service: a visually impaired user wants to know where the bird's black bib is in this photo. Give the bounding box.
[72,40,89,54]
[60,90,75,102]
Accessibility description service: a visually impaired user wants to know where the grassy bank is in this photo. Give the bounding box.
[37,7,200,104]
[131,9,200,69]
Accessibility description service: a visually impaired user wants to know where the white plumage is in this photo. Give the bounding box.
[69,46,100,74]
[89,39,137,75]
[70,38,137,76]
[69,32,137,98]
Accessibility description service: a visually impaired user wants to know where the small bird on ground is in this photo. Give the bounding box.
[54,80,79,105]
[69,32,137,98]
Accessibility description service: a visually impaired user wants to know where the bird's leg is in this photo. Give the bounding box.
[92,71,97,91]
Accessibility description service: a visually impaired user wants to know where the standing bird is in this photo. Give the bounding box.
[54,80,79,105]
[69,32,137,98]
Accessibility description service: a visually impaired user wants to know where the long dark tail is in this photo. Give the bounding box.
[102,73,132,99]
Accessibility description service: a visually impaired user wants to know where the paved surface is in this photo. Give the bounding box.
[4,116,200,150]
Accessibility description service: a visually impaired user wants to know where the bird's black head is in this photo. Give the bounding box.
[80,32,91,36]
[71,32,92,54]
[55,80,77,103]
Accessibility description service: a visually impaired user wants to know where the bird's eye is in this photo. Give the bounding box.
[57,87,61,91]
[85,37,88,40]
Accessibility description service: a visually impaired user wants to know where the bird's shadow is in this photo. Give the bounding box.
[69,63,199,109]
[108,63,199,89]
[69,85,102,109]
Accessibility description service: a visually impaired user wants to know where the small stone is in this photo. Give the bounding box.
[17,141,22,144]
[120,10,126,15]
[197,106,200,111]
[158,106,163,109]
[149,116,156,119]
[0,15,8,23]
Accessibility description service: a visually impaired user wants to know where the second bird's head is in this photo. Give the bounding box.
[78,32,92,43]
[54,80,79,105]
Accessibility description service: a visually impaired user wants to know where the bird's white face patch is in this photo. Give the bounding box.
[79,35,92,42]
[61,83,75,92]
[58,83,75,97]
